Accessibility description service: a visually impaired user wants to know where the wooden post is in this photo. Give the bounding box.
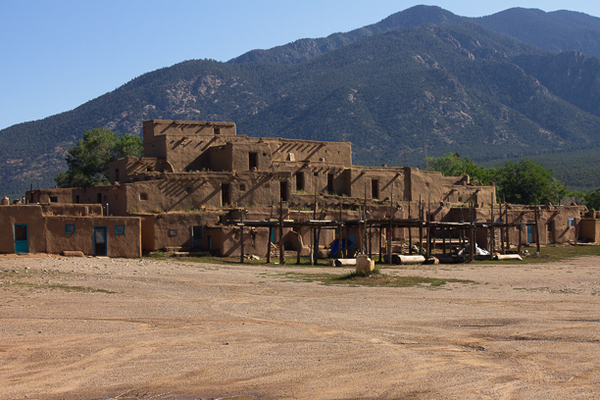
[499,200,505,254]
[296,227,302,265]
[240,209,245,264]
[535,205,541,254]
[388,184,394,265]
[267,226,272,264]
[339,203,343,258]
[504,195,510,251]
[490,193,495,259]
[469,203,475,262]
[408,201,413,255]
[418,201,424,256]
[279,198,285,265]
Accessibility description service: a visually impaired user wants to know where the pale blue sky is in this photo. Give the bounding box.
[2,0,600,130]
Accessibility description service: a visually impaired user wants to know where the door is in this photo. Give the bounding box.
[14,224,28,253]
[527,225,534,243]
[94,226,107,256]
[192,226,204,250]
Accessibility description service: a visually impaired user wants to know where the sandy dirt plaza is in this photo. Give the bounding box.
[1,254,600,399]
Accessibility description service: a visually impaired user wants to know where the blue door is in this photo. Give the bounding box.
[527,225,534,243]
[94,226,107,256]
[14,224,28,253]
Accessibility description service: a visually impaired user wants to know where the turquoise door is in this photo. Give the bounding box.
[527,225,534,243]
[14,224,29,253]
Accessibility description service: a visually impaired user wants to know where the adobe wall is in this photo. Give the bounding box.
[579,219,600,243]
[407,168,495,206]
[204,226,271,257]
[265,139,352,167]
[148,212,223,252]
[344,167,408,200]
[0,205,47,254]
[143,120,239,171]
[45,216,142,258]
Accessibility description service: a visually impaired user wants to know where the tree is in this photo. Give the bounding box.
[428,153,494,185]
[55,128,143,188]
[495,159,567,205]
[584,187,600,210]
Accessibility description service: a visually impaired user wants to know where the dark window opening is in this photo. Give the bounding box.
[49,196,58,203]
[140,193,148,201]
[296,172,304,191]
[249,152,258,170]
[75,195,80,204]
[280,181,289,202]
[222,183,230,206]
[97,193,102,203]
[239,184,246,191]
[327,173,334,194]
[214,127,221,135]
[115,168,120,182]
[372,179,379,199]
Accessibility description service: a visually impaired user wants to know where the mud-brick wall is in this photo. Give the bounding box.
[149,212,222,252]
[579,219,600,243]
[45,216,142,258]
[204,226,270,257]
[0,205,46,254]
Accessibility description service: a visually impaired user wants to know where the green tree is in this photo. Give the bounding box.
[584,187,600,210]
[428,153,494,185]
[495,159,567,205]
[55,128,143,188]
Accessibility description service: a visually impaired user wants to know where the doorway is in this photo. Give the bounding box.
[14,224,28,253]
[94,226,107,256]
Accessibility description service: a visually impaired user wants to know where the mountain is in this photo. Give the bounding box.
[475,8,600,58]
[4,6,600,198]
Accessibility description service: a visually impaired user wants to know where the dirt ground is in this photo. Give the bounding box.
[1,254,599,400]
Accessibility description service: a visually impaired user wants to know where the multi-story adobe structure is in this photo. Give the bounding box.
[8,119,588,258]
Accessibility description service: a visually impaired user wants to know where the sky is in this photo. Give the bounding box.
[2,0,600,130]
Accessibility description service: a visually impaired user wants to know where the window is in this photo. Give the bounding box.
[115,168,120,182]
[221,183,230,206]
[371,179,379,199]
[50,196,58,203]
[280,181,289,202]
[169,229,178,236]
[568,218,575,228]
[75,195,80,204]
[239,184,246,191]
[97,193,102,203]
[140,193,148,201]
[296,172,304,191]
[249,152,258,170]
[327,173,334,193]
[214,127,221,135]
[115,225,125,235]
[65,224,75,235]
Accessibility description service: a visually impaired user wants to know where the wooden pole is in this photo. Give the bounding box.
[240,209,245,264]
[504,195,510,251]
[267,226,272,264]
[490,193,495,259]
[535,205,541,254]
[279,197,285,264]
[408,201,413,255]
[388,185,394,265]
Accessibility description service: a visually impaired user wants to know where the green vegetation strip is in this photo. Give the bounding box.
[2,281,115,294]
[282,270,476,287]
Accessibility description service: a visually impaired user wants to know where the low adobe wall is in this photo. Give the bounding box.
[45,216,142,258]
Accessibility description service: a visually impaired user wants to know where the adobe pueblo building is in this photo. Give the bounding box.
[4,119,590,260]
